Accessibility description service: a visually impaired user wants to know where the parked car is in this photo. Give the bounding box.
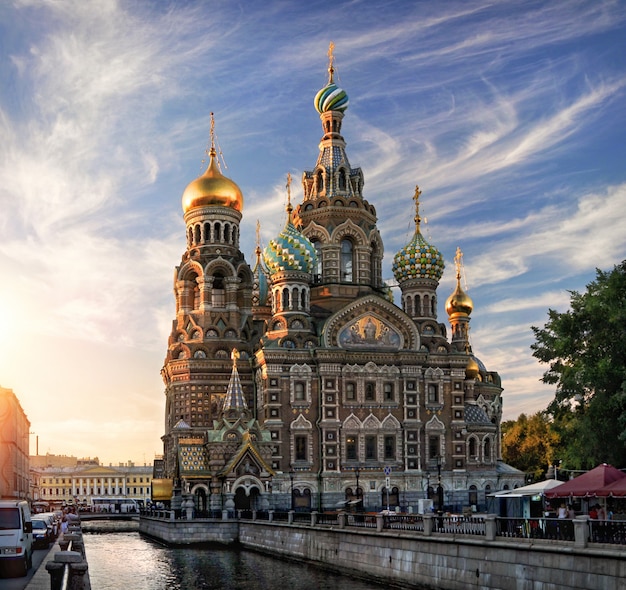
[31,518,52,549]
[34,513,58,538]
[0,500,33,577]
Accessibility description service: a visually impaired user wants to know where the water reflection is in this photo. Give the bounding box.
[84,532,387,590]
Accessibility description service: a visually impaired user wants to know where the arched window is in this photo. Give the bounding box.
[338,169,347,191]
[483,438,491,462]
[312,240,322,280]
[469,438,477,458]
[212,274,225,307]
[316,171,324,194]
[469,485,478,507]
[340,239,353,282]
[282,288,290,311]
[294,382,305,401]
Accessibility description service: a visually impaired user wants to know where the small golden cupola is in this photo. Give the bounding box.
[446,247,474,352]
[182,113,244,214]
[445,247,473,317]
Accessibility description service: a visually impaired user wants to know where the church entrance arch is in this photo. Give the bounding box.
[232,476,263,511]
[192,486,208,517]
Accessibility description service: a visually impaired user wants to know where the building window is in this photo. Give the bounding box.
[346,382,356,400]
[384,435,395,460]
[340,239,353,282]
[383,383,394,401]
[365,382,375,401]
[428,435,440,459]
[365,436,377,460]
[427,384,438,403]
[295,435,307,462]
[312,240,322,279]
[294,381,305,401]
[346,436,357,461]
[469,438,477,458]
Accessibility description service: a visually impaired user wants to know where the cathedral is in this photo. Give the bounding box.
[158,48,523,515]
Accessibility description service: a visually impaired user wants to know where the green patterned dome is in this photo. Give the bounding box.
[263,220,317,275]
[392,230,444,283]
[314,82,349,114]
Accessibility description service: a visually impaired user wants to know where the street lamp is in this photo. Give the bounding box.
[355,467,361,510]
[436,455,444,516]
[289,469,295,511]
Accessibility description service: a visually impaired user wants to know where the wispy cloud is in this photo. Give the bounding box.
[1,0,624,462]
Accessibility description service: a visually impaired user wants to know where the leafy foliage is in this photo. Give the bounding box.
[502,412,560,480]
[530,260,626,469]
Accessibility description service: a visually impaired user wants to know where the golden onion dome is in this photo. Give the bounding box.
[465,356,480,380]
[182,149,243,214]
[445,280,474,316]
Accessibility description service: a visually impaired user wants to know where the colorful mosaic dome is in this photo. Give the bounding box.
[263,220,317,275]
[392,230,445,283]
[314,82,349,114]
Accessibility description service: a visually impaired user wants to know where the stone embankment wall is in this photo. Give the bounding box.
[140,515,238,545]
[139,516,625,590]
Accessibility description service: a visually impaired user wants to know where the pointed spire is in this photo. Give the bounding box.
[255,219,262,259]
[286,172,293,222]
[223,348,248,412]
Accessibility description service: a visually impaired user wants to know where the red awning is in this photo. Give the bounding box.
[545,464,626,499]
[596,476,626,497]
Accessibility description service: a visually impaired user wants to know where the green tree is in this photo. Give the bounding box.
[502,412,560,480]
[530,260,626,469]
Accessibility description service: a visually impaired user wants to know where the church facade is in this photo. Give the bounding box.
[158,49,523,515]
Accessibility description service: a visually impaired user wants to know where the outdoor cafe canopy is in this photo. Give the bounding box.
[544,464,626,499]
[596,476,626,498]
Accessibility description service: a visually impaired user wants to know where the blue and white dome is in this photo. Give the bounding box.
[263,220,317,275]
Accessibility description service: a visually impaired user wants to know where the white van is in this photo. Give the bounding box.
[0,500,33,576]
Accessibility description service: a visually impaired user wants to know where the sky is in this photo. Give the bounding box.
[0,0,625,466]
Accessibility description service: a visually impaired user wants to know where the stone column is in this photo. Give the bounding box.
[423,513,433,536]
[484,514,497,541]
[68,562,89,590]
[46,561,65,590]
[338,511,346,529]
[376,513,384,532]
[573,516,589,548]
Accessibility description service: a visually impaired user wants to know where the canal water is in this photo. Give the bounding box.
[83,532,389,590]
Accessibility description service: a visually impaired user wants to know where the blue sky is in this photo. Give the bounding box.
[1,0,625,465]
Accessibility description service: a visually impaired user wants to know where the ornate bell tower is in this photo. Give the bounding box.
[161,115,255,479]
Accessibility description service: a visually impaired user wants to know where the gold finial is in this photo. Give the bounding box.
[255,220,261,257]
[209,112,216,157]
[231,348,240,365]
[327,41,335,84]
[454,246,463,280]
[413,185,422,227]
[286,172,293,220]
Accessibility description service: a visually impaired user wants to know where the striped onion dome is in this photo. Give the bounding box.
[314,81,349,114]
